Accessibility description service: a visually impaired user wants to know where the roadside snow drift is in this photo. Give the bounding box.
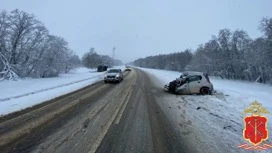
[0,66,125,116]
[140,67,272,153]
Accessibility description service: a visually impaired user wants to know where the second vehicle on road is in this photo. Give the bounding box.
[104,69,123,83]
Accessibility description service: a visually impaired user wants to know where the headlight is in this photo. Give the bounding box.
[104,74,107,77]
[116,74,119,77]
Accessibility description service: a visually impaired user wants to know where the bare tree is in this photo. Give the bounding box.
[133,17,272,84]
[0,52,18,81]
[0,9,81,80]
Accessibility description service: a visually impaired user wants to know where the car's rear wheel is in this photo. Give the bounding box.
[200,87,211,95]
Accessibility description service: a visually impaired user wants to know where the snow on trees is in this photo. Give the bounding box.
[133,17,272,84]
[0,9,81,80]
[0,52,19,81]
[133,51,193,71]
[188,24,272,84]
[82,48,120,69]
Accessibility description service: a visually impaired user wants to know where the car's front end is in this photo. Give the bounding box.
[125,67,131,71]
[104,69,123,83]
[104,73,122,82]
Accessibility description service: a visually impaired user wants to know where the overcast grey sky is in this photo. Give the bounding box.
[1,0,271,63]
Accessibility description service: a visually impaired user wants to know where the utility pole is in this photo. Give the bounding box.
[112,47,116,66]
[112,46,115,60]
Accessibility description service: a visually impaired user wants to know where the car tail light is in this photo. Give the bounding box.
[204,73,211,83]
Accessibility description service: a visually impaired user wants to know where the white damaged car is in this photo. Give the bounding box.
[164,71,214,95]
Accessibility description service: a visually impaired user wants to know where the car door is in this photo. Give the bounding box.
[119,69,123,78]
[176,78,190,94]
[177,83,190,94]
[187,75,202,94]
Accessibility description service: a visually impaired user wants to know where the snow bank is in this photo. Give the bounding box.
[140,67,272,110]
[140,67,272,152]
[0,66,126,116]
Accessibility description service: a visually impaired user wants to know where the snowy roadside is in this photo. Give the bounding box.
[0,66,125,116]
[139,67,272,153]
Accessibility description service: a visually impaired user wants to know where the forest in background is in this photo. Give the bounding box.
[133,17,272,84]
[82,48,122,69]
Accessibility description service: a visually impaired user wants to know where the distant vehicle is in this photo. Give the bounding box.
[164,71,213,95]
[97,65,108,72]
[104,69,123,83]
[125,67,131,71]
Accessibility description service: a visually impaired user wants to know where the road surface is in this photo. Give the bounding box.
[0,68,193,153]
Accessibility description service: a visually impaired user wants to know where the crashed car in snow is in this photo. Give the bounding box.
[164,71,213,95]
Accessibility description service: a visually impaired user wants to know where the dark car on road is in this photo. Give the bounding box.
[125,67,131,71]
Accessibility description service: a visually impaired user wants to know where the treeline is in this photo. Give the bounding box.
[82,48,122,68]
[133,17,272,84]
[0,9,81,80]
[134,50,192,72]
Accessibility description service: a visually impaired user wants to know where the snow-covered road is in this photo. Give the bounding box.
[1,66,272,152]
[0,66,125,115]
[140,67,272,152]
[1,66,271,152]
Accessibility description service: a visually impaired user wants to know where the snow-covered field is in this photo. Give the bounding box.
[0,66,125,116]
[140,67,272,152]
